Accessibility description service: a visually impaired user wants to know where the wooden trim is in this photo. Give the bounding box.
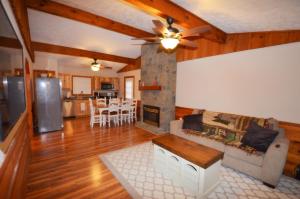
[9,0,34,61]
[139,85,161,91]
[124,76,135,99]
[26,0,154,38]
[32,41,135,64]
[122,0,226,43]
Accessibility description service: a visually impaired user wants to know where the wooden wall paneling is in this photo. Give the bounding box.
[279,122,300,177]
[177,30,300,62]
[0,114,30,199]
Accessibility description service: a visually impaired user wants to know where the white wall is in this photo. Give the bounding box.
[33,55,58,73]
[118,69,141,100]
[176,42,300,123]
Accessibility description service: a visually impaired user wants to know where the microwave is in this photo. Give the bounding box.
[101,83,114,90]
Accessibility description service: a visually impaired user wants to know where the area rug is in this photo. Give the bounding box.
[100,142,300,199]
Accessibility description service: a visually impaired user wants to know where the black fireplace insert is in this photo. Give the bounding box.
[143,105,160,127]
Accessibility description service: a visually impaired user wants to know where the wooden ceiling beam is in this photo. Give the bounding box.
[0,36,136,64]
[26,0,155,38]
[0,36,22,49]
[32,41,136,64]
[9,0,35,61]
[117,56,141,73]
[122,0,227,43]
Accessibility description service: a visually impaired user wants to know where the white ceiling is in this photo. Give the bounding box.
[172,0,300,33]
[28,0,300,72]
[34,52,126,72]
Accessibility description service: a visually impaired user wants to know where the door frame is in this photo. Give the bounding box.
[124,76,135,99]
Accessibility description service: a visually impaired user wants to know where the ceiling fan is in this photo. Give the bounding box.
[132,17,211,51]
[90,58,112,71]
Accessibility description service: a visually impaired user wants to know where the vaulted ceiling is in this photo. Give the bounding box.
[16,0,300,71]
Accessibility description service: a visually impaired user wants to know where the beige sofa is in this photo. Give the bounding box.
[170,110,289,187]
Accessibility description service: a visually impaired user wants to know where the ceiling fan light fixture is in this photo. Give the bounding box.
[91,58,101,71]
[161,37,179,50]
[91,65,100,71]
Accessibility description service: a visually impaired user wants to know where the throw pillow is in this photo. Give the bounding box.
[241,121,278,152]
[182,114,203,132]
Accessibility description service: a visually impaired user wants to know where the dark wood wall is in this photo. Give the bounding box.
[177,30,300,61]
[175,106,300,179]
[0,114,31,199]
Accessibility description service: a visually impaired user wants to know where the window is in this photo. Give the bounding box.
[124,76,134,99]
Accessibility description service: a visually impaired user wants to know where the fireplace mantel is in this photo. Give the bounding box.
[139,85,161,91]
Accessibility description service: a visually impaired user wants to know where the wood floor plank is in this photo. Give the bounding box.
[26,118,158,199]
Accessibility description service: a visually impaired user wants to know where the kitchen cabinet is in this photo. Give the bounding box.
[112,78,120,90]
[93,76,101,90]
[73,99,90,117]
[58,73,72,90]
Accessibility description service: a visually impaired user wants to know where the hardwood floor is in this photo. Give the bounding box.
[26,117,158,199]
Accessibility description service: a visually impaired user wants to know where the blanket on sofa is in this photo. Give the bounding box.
[184,111,278,154]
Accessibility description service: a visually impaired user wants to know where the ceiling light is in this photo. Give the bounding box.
[161,37,179,50]
[91,65,100,71]
[91,58,101,71]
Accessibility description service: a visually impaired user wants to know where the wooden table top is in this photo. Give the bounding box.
[152,134,224,169]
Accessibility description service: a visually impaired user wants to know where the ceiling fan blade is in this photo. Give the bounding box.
[180,39,198,48]
[152,20,168,35]
[181,25,211,38]
[132,42,160,46]
[132,37,158,41]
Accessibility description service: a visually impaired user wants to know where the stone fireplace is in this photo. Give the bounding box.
[143,105,160,127]
[137,44,176,133]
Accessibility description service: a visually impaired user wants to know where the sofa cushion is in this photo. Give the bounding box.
[182,114,203,132]
[241,122,279,152]
[224,145,265,167]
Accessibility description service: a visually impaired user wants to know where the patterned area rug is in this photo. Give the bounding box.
[100,142,300,199]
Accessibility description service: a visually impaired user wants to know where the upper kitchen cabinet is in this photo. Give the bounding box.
[112,78,120,90]
[58,73,72,90]
[93,76,101,90]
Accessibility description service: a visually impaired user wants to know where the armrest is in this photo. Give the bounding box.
[170,120,183,135]
[261,128,289,187]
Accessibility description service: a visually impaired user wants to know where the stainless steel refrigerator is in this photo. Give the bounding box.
[35,78,63,133]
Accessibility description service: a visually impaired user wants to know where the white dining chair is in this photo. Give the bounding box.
[89,98,101,127]
[107,102,120,127]
[130,99,138,122]
[120,101,131,125]
[96,97,106,106]
[109,97,120,105]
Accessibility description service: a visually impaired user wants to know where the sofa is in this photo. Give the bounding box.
[170,110,289,187]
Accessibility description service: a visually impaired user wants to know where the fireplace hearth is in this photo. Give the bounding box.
[143,105,160,127]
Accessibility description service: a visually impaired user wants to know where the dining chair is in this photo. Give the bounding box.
[89,98,101,127]
[130,99,138,122]
[96,97,106,106]
[109,97,120,105]
[120,101,131,125]
[107,102,120,127]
